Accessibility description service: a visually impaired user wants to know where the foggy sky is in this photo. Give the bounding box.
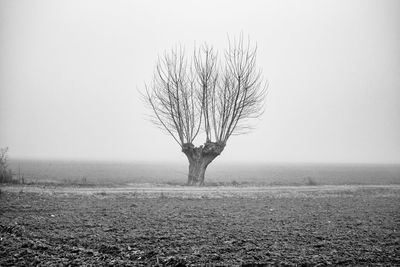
[1,0,399,164]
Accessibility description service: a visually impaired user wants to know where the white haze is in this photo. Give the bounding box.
[0,0,399,164]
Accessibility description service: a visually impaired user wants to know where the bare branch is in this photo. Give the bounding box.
[142,36,268,147]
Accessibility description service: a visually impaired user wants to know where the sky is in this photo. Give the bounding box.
[0,0,399,164]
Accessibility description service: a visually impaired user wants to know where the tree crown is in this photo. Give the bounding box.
[143,36,268,147]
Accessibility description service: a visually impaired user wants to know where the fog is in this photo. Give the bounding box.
[1,0,399,164]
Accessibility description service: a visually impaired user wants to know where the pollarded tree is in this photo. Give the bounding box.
[143,36,268,185]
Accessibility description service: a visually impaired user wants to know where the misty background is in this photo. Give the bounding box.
[1,0,400,165]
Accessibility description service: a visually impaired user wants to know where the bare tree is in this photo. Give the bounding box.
[0,147,13,183]
[143,36,268,185]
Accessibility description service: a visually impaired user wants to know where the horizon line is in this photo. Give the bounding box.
[8,156,400,166]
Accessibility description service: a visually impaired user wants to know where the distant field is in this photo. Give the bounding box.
[7,159,400,186]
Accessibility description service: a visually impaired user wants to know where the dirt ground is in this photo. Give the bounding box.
[1,185,399,266]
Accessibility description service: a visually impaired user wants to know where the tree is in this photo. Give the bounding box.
[0,147,13,183]
[143,36,268,185]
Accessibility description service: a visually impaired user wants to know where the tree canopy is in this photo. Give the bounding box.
[144,36,268,148]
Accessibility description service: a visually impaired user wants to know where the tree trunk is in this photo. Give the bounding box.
[182,142,225,185]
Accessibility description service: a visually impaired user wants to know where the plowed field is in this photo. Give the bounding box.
[1,185,399,266]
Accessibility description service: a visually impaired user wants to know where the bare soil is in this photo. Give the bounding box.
[0,185,399,266]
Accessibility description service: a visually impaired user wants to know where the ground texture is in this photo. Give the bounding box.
[0,185,399,266]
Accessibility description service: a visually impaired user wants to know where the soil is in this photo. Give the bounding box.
[0,185,399,266]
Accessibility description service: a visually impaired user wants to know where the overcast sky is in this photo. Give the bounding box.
[1,0,399,164]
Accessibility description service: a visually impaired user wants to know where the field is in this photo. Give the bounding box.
[1,184,399,266]
[7,160,400,186]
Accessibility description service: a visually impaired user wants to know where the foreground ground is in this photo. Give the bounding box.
[0,185,399,266]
